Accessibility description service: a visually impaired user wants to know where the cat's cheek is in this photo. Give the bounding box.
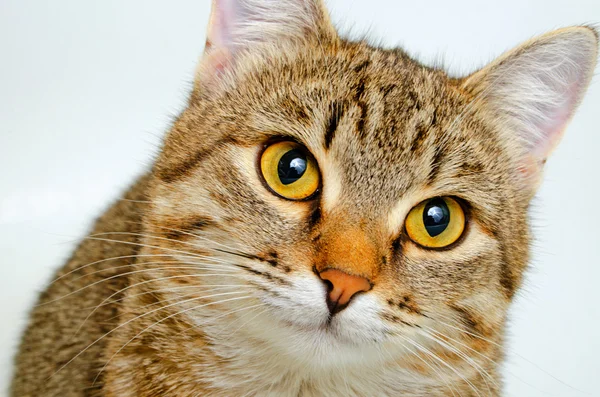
[396,222,502,299]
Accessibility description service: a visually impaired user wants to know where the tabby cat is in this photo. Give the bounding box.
[11,0,598,396]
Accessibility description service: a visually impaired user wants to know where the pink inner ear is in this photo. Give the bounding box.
[206,0,235,53]
[531,81,582,161]
[470,28,598,183]
[197,0,242,85]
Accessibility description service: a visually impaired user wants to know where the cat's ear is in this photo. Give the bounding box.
[461,27,598,190]
[197,0,337,84]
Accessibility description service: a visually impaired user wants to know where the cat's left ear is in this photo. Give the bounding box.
[197,0,337,85]
[461,27,598,190]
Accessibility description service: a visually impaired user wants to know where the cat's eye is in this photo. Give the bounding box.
[260,141,320,200]
[405,197,465,248]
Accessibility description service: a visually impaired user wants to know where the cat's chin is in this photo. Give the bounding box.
[250,309,416,372]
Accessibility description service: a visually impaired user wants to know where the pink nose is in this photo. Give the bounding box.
[318,269,371,315]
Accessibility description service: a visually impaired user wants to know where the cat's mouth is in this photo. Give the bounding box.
[280,314,349,338]
[275,303,383,345]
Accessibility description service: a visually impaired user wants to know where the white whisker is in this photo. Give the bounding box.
[394,332,481,397]
[92,295,256,384]
[41,267,241,307]
[50,291,254,380]
[49,253,191,285]
[418,328,497,395]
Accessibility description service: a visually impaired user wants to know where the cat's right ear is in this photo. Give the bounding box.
[196,0,337,87]
[461,27,598,194]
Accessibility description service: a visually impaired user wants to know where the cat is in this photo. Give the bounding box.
[11,0,598,396]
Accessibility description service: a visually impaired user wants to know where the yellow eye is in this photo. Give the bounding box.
[405,197,465,248]
[260,141,320,200]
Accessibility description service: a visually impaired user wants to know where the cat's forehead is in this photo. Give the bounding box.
[230,44,497,207]
[240,43,463,120]
[161,42,510,222]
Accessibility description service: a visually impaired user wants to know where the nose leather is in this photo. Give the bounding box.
[319,269,371,315]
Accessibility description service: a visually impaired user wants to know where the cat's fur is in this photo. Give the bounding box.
[11,1,598,396]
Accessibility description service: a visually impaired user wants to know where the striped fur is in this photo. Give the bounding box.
[12,1,598,396]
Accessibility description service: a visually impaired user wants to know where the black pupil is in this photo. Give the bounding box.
[278,149,307,185]
[423,198,450,237]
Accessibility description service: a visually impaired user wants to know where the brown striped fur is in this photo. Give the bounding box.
[12,1,598,396]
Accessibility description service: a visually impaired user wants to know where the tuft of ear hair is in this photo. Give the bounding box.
[196,0,337,86]
[462,27,598,189]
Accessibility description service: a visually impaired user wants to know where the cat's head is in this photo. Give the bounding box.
[140,0,597,371]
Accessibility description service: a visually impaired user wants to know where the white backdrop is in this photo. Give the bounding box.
[1,1,599,395]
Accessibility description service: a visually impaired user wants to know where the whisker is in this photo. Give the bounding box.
[49,253,192,286]
[418,328,497,395]
[427,312,581,396]
[81,236,212,261]
[72,276,250,336]
[89,231,249,262]
[123,221,265,263]
[422,324,497,367]
[385,338,459,397]
[83,285,254,326]
[109,286,255,320]
[66,259,238,284]
[80,284,252,310]
[140,223,247,253]
[105,225,288,283]
[394,333,481,397]
[176,303,266,338]
[49,292,253,380]
[39,267,240,307]
[82,234,271,274]
[227,307,269,336]
[92,295,256,384]
[118,198,153,204]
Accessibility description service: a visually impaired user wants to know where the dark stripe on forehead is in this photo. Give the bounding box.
[427,145,445,184]
[356,103,369,140]
[410,122,428,154]
[324,101,346,149]
[355,64,369,125]
[350,59,370,140]
[353,59,371,76]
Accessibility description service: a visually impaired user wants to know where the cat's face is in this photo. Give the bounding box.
[137,0,596,373]
[150,43,519,347]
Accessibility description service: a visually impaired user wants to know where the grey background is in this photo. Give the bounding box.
[1,0,599,395]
